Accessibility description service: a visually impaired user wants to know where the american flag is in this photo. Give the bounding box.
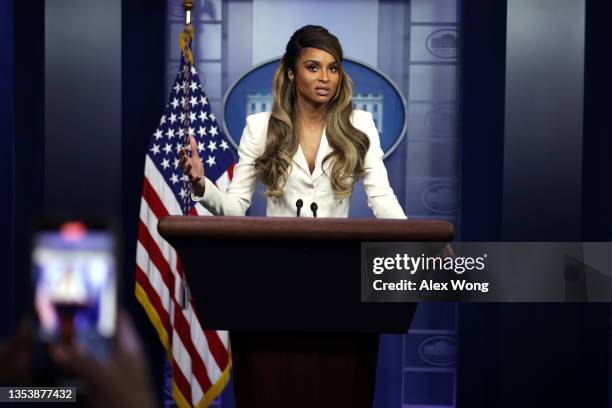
[135,51,234,407]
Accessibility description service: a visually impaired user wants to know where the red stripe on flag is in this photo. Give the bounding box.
[138,220,175,293]
[171,353,193,405]
[203,329,230,372]
[173,305,213,392]
[135,265,171,335]
[142,177,171,219]
[227,163,235,181]
[190,303,230,371]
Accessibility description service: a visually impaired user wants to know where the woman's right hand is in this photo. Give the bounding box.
[178,136,206,196]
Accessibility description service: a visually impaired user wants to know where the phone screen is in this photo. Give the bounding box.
[32,221,117,360]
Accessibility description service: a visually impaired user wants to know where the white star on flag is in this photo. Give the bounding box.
[205,156,216,167]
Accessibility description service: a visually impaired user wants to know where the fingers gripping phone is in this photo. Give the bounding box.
[31,218,118,363]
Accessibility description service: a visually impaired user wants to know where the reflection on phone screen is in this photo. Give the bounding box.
[32,221,116,360]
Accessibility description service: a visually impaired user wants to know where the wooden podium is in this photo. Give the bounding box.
[158,216,454,408]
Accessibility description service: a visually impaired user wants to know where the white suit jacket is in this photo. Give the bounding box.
[193,110,406,219]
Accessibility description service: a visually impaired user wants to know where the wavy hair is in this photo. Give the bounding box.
[253,25,370,199]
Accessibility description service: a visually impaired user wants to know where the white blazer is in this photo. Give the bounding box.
[193,110,406,219]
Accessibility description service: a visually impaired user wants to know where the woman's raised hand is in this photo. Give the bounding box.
[178,136,206,196]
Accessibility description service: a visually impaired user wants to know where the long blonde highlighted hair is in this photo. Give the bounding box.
[253,25,369,199]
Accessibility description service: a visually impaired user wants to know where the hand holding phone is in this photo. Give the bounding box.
[50,312,157,408]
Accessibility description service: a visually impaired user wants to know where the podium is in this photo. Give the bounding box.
[159,216,454,407]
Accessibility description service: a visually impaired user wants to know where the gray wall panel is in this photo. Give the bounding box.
[503,0,585,240]
[45,0,122,214]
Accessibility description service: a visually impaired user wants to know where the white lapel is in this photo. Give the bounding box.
[292,144,311,176]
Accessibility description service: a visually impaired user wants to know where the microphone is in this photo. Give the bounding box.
[295,199,303,217]
[310,202,318,218]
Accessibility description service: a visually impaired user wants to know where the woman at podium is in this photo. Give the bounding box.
[179,25,406,220]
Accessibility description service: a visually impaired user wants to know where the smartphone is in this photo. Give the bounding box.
[31,218,118,361]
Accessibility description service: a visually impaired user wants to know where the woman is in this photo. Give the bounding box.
[179,25,406,219]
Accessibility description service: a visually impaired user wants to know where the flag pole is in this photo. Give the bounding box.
[184,0,193,25]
